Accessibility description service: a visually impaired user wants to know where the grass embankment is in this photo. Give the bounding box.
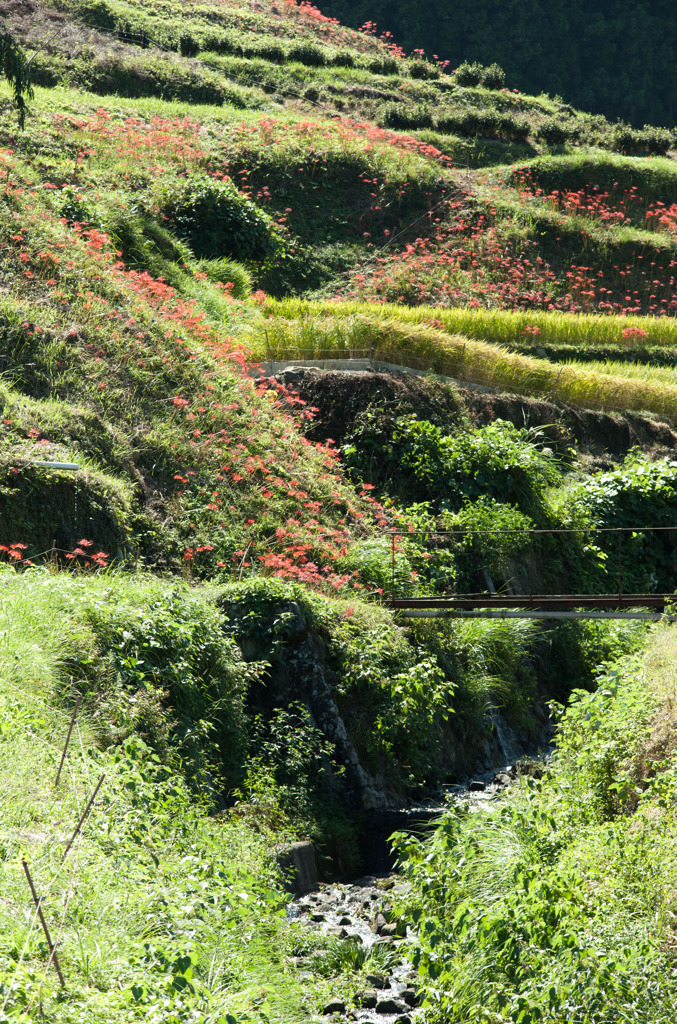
[0,570,307,1024]
[398,622,677,1024]
[2,567,589,1022]
[0,86,426,580]
[257,302,677,420]
[6,0,638,157]
[507,152,677,209]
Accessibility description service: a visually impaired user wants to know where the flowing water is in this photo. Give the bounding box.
[287,762,530,1022]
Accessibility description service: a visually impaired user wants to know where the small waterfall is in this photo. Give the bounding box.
[489,712,524,766]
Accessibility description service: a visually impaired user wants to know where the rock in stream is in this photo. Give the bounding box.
[288,873,421,1023]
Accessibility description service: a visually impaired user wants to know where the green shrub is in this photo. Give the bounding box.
[536,118,572,145]
[455,60,506,89]
[434,111,464,134]
[613,123,672,156]
[0,462,131,557]
[364,54,401,75]
[24,51,61,88]
[256,42,286,63]
[331,51,355,68]
[568,453,677,593]
[466,109,501,137]
[243,702,340,826]
[343,415,560,517]
[287,42,326,66]
[435,109,528,141]
[499,112,531,141]
[179,32,199,57]
[35,47,257,107]
[201,32,236,54]
[380,103,434,130]
[454,61,484,87]
[446,497,533,593]
[640,125,673,155]
[87,590,259,790]
[481,62,506,89]
[408,58,440,80]
[437,109,497,137]
[159,174,282,262]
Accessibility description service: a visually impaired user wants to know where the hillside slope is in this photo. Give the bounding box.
[1,5,677,1022]
[0,0,676,576]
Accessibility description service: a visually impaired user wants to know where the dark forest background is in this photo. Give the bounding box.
[321,0,677,127]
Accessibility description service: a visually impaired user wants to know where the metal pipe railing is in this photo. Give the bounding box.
[387,525,677,604]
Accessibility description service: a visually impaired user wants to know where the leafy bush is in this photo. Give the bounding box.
[481,62,506,89]
[380,103,434,130]
[454,60,484,87]
[256,42,286,63]
[242,702,339,828]
[551,658,656,821]
[201,32,236,54]
[498,112,531,141]
[287,42,326,66]
[331,51,355,68]
[434,110,466,134]
[408,58,440,80]
[446,497,533,593]
[159,174,282,262]
[453,61,505,89]
[364,54,401,75]
[179,32,199,57]
[344,416,560,516]
[568,453,677,592]
[436,109,530,141]
[373,656,455,783]
[87,590,259,790]
[537,118,573,145]
[613,123,672,156]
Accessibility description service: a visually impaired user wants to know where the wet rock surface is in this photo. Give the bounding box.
[288,762,543,1021]
[289,874,423,1023]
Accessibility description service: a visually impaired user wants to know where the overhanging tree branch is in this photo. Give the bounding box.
[0,28,33,130]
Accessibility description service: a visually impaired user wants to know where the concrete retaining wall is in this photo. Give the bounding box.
[254,357,496,394]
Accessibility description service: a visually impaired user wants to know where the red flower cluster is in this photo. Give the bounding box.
[64,539,109,568]
[0,542,31,564]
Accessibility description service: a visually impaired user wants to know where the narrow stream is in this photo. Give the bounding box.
[288,763,525,1022]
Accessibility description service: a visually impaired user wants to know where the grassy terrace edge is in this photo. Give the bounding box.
[258,300,677,420]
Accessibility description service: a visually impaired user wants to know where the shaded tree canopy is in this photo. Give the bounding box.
[322,0,677,127]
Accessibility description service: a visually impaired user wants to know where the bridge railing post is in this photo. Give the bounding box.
[617,528,622,604]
